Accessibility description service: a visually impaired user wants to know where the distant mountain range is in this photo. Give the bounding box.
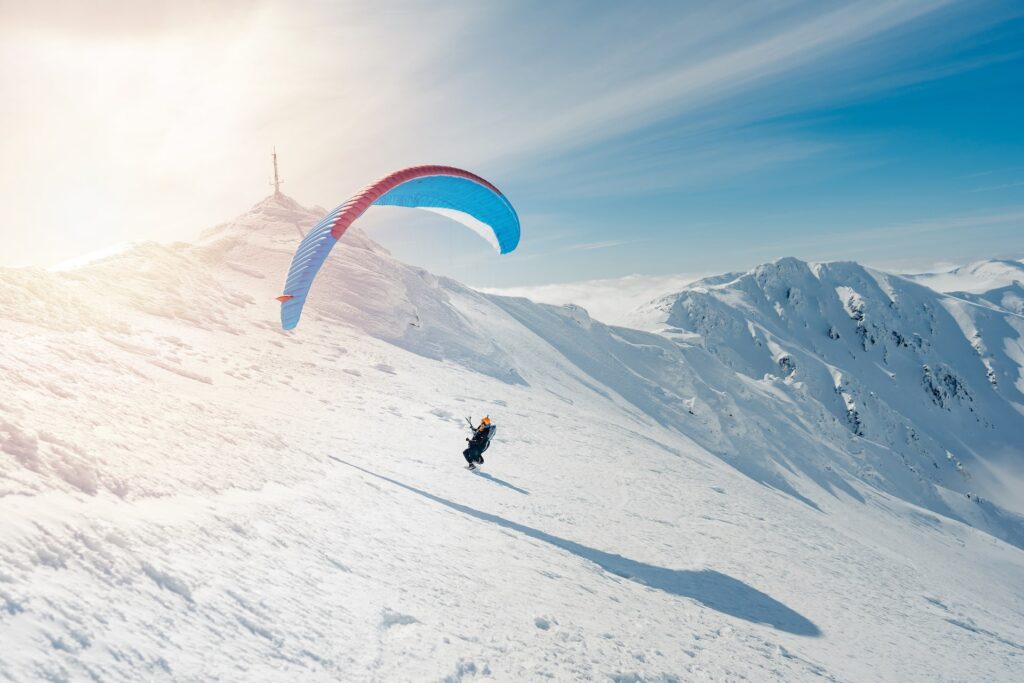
[1,194,1022,679]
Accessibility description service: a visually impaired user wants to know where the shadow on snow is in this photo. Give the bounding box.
[472,469,530,495]
[331,457,821,637]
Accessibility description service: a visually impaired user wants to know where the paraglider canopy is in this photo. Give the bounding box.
[278,165,520,330]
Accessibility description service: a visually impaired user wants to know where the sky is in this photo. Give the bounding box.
[3,0,1024,291]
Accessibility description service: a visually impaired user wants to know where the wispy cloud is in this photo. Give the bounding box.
[959,165,1024,179]
[2,0,1021,282]
[483,1,958,164]
[861,208,1024,240]
[969,180,1024,193]
[483,272,706,325]
[767,208,1024,273]
[566,239,632,252]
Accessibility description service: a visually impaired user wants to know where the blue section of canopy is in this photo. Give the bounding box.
[279,172,520,330]
[279,205,343,330]
[373,175,520,254]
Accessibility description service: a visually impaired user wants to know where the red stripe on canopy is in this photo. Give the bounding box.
[328,165,504,240]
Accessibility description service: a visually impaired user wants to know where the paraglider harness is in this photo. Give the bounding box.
[463,417,495,466]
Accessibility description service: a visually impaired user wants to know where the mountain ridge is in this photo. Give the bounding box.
[629,256,1024,523]
[1,194,1023,680]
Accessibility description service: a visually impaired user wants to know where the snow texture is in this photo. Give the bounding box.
[1,195,1022,681]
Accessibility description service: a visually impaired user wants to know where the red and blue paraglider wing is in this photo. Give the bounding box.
[278,165,520,330]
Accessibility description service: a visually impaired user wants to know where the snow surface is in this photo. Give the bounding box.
[906,258,1024,294]
[903,259,1024,321]
[2,195,1023,681]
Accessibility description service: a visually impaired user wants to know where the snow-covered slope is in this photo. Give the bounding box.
[906,258,1024,317]
[630,258,1024,531]
[2,196,1023,681]
[906,258,1024,295]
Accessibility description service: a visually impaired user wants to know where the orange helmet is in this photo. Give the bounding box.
[481,416,491,426]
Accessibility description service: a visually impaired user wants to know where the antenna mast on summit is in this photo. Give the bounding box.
[270,147,283,196]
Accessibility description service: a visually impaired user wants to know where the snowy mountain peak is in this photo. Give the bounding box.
[256,190,311,212]
[629,255,1024,536]
[196,193,323,248]
[906,257,1024,294]
[3,200,1024,679]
